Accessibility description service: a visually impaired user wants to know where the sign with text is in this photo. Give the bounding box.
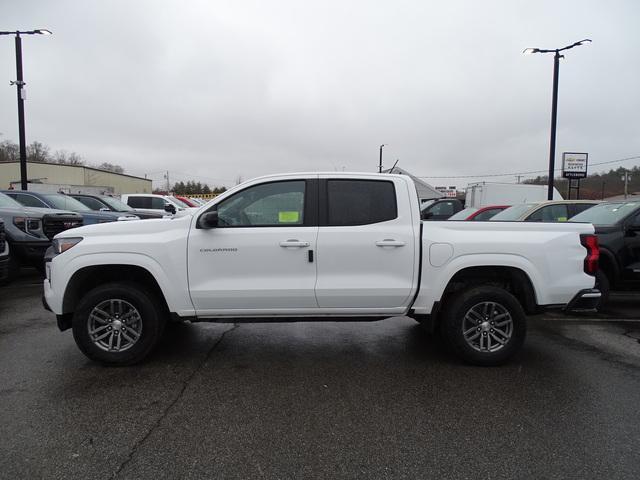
[562,152,588,179]
[435,186,458,198]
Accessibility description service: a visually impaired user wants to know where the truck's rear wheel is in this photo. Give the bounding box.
[72,282,165,366]
[440,286,526,366]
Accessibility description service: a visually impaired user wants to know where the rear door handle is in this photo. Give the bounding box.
[375,239,406,247]
[280,239,310,248]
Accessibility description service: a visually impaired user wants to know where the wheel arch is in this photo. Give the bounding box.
[62,264,170,317]
[439,265,538,315]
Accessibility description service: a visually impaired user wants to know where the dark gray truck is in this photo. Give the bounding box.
[0,192,82,279]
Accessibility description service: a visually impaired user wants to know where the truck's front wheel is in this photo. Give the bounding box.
[440,286,526,366]
[72,282,165,366]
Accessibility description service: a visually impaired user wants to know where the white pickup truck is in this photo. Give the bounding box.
[43,172,600,366]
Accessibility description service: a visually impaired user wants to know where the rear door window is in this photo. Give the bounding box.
[127,197,151,209]
[326,179,397,226]
[527,204,569,222]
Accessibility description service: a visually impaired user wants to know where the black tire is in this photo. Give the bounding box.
[594,269,610,311]
[440,286,526,366]
[3,250,20,284]
[72,282,166,366]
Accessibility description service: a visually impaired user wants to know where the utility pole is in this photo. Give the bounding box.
[165,170,170,193]
[515,175,522,184]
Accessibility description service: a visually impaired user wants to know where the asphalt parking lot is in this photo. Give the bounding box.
[1,270,640,480]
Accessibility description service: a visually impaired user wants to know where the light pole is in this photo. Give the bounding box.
[621,170,632,199]
[378,144,386,173]
[0,29,52,190]
[524,39,591,200]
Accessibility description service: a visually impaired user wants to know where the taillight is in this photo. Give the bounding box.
[580,234,599,276]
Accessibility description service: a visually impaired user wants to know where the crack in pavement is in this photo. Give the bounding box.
[110,323,239,479]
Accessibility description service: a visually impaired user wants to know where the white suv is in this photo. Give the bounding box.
[120,194,193,215]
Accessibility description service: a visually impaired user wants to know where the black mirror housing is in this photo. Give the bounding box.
[164,204,176,214]
[198,210,219,229]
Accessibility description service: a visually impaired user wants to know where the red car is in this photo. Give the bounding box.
[174,195,198,207]
[448,205,510,221]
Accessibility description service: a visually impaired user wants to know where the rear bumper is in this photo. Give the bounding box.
[564,288,601,313]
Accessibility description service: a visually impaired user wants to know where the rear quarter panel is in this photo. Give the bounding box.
[413,221,596,314]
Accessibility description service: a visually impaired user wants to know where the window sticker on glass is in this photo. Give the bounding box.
[279,211,300,223]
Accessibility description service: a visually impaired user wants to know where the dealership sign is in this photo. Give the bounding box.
[562,152,588,179]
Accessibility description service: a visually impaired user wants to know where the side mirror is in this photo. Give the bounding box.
[164,204,176,214]
[422,211,433,220]
[198,210,219,229]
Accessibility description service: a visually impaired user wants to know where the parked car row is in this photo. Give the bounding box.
[0,192,83,280]
[0,189,214,283]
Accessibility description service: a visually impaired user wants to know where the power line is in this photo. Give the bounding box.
[415,154,640,179]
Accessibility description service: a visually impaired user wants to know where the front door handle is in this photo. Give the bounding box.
[280,239,310,248]
[375,239,406,247]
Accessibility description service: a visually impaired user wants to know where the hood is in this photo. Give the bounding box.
[79,209,139,221]
[0,205,82,218]
[54,212,190,239]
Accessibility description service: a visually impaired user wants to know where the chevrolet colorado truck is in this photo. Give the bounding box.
[43,173,601,366]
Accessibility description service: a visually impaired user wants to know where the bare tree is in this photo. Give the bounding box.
[27,141,50,163]
[98,162,125,174]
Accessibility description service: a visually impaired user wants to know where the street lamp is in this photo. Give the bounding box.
[0,29,53,190]
[378,144,387,173]
[524,39,591,200]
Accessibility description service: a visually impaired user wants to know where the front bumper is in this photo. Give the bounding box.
[11,241,50,261]
[564,288,601,313]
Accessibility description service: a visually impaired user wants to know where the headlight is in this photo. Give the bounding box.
[52,237,83,254]
[13,217,41,235]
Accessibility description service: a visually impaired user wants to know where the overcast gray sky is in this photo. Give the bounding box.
[1,0,639,188]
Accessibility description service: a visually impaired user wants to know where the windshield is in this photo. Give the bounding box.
[42,194,92,212]
[490,203,537,221]
[101,196,134,211]
[448,207,477,220]
[0,192,24,208]
[569,202,640,226]
[420,199,435,212]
